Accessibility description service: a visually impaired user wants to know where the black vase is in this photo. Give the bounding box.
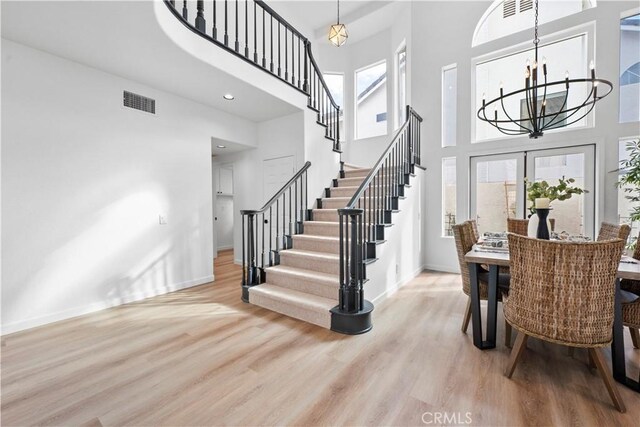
[536,208,550,240]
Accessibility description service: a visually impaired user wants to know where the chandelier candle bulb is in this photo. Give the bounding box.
[535,198,550,209]
[542,57,547,75]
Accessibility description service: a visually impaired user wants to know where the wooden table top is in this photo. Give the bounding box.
[464,249,640,281]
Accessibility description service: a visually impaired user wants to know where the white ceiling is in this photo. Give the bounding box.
[271,0,391,42]
[1,1,300,123]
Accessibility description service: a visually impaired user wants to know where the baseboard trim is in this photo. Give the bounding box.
[371,265,425,305]
[423,263,460,274]
[1,274,215,336]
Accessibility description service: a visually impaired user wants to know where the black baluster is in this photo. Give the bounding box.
[284,27,288,81]
[269,206,273,266]
[288,186,292,238]
[195,1,206,33]
[170,0,175,7]
[270,15,274,72]
[262,8,266,67]
[282,192,286,248]
[261,212,265,270]
[276,198,280,251]
[244,0,249,58]
[253,1,258,63]
[291,31,295,85]
[294,179,298,232]
[224,0,229,46]
[235,0,239,52]
[339,213,344,309]
[277,22,281,77]
[212,0,217,39]
[297,37,301,88]
[182,0,188,19]
[303,41,308,92]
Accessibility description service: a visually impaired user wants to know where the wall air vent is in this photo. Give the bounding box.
[123,91,156,114]
[503,0,516,18]
[520,0,533,13]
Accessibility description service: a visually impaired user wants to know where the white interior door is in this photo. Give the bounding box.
[525,145,595,238]
[263,156,295,248]
[470,152,526,235]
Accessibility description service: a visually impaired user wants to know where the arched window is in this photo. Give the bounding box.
[472,0,596,47]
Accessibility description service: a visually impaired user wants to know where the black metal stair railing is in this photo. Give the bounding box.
[240,161,311,302]
[164,1,341,152]
[331,106,423,334]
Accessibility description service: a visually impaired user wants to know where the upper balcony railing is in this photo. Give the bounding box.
[165,0,341,152]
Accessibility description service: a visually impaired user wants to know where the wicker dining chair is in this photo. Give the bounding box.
[621,230,640,296]
[468,219,480,241]
[507,218,529,236]
[453,221,512,346]
[597,222,631,242]
[503,234,626,412]
[623,297,640,349]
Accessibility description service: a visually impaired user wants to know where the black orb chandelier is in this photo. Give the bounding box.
[477,0,613,139]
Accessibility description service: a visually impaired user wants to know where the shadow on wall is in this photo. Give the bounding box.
[3,185,213,331]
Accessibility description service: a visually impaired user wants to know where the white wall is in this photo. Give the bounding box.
[411,0,640,273]
[1,39,258,334]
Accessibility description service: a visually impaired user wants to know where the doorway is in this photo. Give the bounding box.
[214,163,234,257]
[470,145,596,237]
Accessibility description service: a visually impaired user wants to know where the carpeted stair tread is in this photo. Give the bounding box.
[292,234,340,254]
[265,265,339,299]
[280,249,340,274]
[248,284,335,329]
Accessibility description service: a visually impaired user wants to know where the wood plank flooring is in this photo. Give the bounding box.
[2,249,639,426]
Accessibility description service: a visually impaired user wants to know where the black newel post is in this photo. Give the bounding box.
[195,0,206,33]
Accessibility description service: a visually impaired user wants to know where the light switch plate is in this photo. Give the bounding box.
[159,214,168,225]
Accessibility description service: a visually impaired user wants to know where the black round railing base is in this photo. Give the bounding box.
[330,300,374,335]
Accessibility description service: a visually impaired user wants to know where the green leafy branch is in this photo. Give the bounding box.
[617,139,640,224]
[525,177,587,215]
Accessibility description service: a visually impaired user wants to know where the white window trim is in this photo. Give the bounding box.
[441,63,457,148]
[470,21,596,144]
[354,59,388,141]
[394,40,407,130]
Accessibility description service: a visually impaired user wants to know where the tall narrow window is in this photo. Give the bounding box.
[396,44,407,128]
[620,13,640,123]
[442,65,457,147]
[442,158,457,236]
[355,61,387,139]
[324,72,345,141]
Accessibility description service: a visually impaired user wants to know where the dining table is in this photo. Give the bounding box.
[464,247,640,393]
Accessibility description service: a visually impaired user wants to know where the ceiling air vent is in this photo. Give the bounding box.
[520,0,533,13]
[123,91,156,114]
[503,0,516,18]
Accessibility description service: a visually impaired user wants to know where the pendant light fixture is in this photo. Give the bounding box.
[476,0,612,139]
[329,0,348,47]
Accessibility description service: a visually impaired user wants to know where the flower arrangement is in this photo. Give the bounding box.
[525,177,587,215]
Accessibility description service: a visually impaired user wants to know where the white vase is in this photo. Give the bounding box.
[527,212,552,238]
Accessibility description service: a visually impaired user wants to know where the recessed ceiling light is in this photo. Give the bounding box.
[223,94,235,100]
[217,145,226,149]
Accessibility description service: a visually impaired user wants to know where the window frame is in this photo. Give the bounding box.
[441,63,457,148]
[354,59,388,141]
[395,41,408,130]
[619,10,640,124]
[442,157,457,237]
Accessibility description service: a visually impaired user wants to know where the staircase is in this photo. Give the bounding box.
[248,166,372,329]
[241,108,423,334]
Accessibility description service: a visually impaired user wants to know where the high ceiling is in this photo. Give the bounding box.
[271,0,388,41]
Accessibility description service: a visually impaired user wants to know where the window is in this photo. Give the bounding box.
[324,72,345,141]
[618,138,640,241]
[442,158,457,236]
[473,0,596,47]
[475,33,589,142]
[620,13,640,123]
[355,61,387,139]
[442,65,457,147]
[396,44,407,128]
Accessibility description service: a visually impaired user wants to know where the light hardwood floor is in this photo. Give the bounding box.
[2,249,639,426]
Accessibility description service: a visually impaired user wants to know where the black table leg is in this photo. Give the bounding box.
[612,278,640,392]
[486,264,499,345]
[468,262,497,350]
